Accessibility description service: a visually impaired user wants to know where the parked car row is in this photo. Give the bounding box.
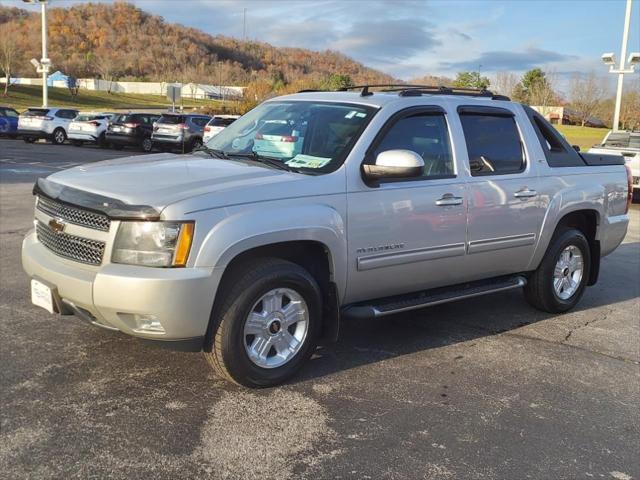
[5,105,239,153]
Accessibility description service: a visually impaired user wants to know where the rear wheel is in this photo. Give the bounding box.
[204,258,322,388]
[52,128,66,145]
[141,137,153,152]
[525,228,591,313]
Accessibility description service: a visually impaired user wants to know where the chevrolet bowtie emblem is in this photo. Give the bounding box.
[49,218,66,234]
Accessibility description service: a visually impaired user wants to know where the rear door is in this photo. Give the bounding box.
[458,105,544,278]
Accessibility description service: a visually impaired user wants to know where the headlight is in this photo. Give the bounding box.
[112,221,194,267]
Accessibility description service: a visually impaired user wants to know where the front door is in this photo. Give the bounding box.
[346,107,468,303]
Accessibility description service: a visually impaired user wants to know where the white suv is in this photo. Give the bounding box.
[68,112,115,148]
[18,107,79,145]
[203,115,239,143]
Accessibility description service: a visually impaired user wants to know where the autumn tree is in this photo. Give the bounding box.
[323,73,354,91]
[569,72,607,126]
[0,23,18,95]
[452,71,490,90]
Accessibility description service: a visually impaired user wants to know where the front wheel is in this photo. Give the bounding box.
[52,128,66,145]
[524,228,591,313]
[204,258,322,388]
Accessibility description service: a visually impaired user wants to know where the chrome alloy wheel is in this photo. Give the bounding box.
[54,129,66,144]
[243,288,309,369]
[553,245,584,300]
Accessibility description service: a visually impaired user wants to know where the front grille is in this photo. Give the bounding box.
[37,195,111,231]
[36,221,105,266]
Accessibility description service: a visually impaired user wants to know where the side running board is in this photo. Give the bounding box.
[342,275,527,320]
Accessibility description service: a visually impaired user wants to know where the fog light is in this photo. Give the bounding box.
[121,313,166,334]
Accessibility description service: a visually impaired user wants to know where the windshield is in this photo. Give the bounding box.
[76,114,105,121]
[205,101,376,173]
[24,108,50,117]
[158,115,185,124]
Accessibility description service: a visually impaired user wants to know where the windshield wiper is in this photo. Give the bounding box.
[226,151,298,172]
[194,146,229,159]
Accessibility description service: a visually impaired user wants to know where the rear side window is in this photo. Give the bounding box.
[0,108,18,118]
[56,110,77,119]
[370,112,454,179]
[460,114,524,175]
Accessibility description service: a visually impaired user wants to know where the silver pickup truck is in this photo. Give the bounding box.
[22,86,632,387]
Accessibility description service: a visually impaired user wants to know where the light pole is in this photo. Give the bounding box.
[601,0,639,131]
[22,0,51,108]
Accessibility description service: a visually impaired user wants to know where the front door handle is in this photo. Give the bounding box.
[514,188,537,199]
[435,194,463,206]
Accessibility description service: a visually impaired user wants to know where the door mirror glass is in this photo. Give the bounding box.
[363,149,425,182]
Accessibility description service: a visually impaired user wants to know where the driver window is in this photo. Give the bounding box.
[372,113,454,179]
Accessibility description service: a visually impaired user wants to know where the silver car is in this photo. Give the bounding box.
[22,87,631,387]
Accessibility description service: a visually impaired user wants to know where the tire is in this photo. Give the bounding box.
[203,258,322,388]
[189,137,202,152]
[141,137,153,152]
[52,128,66,145]
[524,228,591,313]
[23,137,36,144]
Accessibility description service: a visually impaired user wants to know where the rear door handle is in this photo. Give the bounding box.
[514,189,537,199]
[436,194,463,206]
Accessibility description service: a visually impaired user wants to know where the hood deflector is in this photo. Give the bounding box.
[33,177,161,220]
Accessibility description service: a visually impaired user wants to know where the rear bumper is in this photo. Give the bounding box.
[22,230,224,350]
[18,129,51,139]
[105,133,141,146]
[152,135,185,145]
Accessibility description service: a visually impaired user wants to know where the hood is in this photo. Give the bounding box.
[45,152,318,213]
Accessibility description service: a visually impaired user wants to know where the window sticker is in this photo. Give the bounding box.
[285,154,332,169]
[345,110,357,119]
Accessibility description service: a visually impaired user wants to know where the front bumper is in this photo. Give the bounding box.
[22,230,223,350]
[68,131,99,142]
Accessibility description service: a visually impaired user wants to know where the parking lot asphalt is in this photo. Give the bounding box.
[0,137,639,480]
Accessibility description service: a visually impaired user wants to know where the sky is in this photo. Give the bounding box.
[8,0,640,92]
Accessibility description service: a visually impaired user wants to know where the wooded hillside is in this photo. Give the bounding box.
[0,2,396,87]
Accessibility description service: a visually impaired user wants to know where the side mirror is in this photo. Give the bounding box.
[572,145,581,152]
[362,150,424,184]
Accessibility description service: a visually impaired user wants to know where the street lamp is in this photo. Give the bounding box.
[22,0,51,108]
[601,0,638,131]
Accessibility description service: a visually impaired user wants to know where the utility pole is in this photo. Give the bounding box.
[601,0,639,131]
[23,0,51,108]
[243,8,247,42]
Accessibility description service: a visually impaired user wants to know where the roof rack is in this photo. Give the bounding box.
[298,84,510,101]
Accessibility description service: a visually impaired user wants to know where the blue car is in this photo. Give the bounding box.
[0,106,19,138]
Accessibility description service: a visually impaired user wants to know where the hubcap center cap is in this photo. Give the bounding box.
[563,267,570,277]
[268,319,282,335]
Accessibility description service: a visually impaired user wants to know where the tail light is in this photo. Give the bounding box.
[625,164,633,213]
[177,123,188,130]
[280,135,298,143]
[204,126,211,132]
[89,121,100,127]
[255,133,263,140]
[124,122,139,128]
